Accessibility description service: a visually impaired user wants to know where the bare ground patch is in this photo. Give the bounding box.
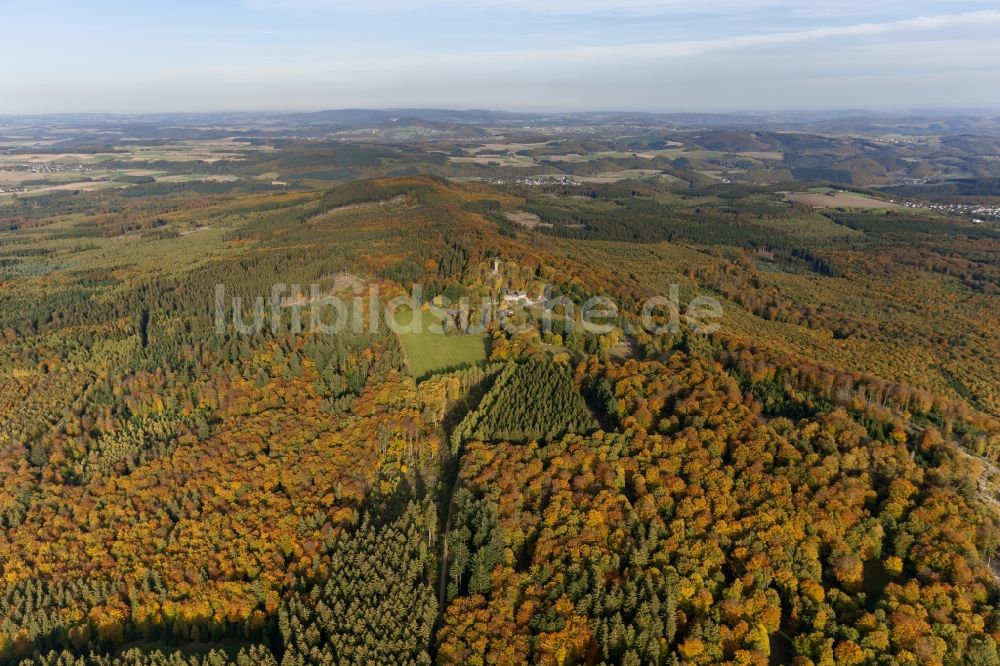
[505,211,552,229]
[317,194,411,217]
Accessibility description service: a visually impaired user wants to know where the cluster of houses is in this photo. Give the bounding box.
[491,259,545,315]
[887,198,1000,222]
[471,175,580,187]
[0,162,93,194]
[0,162,91,175]
[499,288,545,316]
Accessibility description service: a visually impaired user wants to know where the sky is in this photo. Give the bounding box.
[2,0,999,113]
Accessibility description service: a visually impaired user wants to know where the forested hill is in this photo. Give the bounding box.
[0,174,998,665]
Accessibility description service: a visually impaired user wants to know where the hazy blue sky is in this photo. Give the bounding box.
[3,0,999,113]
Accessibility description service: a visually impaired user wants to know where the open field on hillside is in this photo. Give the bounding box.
[448,155,536,167]
[154,174,241,183]
[18,180,128,196]
[121,147,247,162]
[472,141,553,153]
[505,210,550,229]
[736,150,785,160]
[786,190,896,209]
[394,308,488,380]
[575,169,669,183]
[0,153,118,164]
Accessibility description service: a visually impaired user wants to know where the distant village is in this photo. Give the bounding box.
[887,198,1000,222]
[471,175,580,187]
[0,162,93,194]
[0,162,92,175]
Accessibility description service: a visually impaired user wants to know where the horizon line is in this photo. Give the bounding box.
[2,106,999,118]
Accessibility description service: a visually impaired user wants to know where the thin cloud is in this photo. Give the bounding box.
[244,0,781,15]
[245,0,997,17]
[2,2,998,113]
[210,9,1000,74]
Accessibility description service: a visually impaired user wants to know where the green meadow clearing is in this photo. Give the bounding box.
[393,307,488,380]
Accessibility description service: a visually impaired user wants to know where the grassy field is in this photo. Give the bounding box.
[394,307,488,380]
[786,189,896,209]
[575,169,668,183]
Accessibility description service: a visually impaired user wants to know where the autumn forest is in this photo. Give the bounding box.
[1,114,1000,666]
